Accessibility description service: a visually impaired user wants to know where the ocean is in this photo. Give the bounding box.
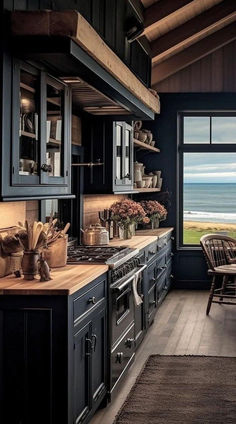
[184,183,236,223]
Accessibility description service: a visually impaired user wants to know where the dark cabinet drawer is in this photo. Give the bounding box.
[147,284,157,324]
[156,250,166,278]
[156,271,166,300]
[73,278,106,323]
[146,241,158,263]
[157,233,172,251]
[111,324,135,391]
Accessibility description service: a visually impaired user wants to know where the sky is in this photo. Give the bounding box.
[183,117,236,183]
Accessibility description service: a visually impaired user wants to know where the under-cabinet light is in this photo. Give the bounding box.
[62,77,81,83]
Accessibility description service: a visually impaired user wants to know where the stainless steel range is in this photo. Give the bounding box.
[67,245,139,267]
[67,245,147,397]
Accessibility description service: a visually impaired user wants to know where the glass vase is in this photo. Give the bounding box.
[151,217,160,230]
[119,223,135,240]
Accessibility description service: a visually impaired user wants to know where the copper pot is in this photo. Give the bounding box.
[81,224,109,245]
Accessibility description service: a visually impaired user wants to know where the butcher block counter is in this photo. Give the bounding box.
[109,235,157,250]
[0,230,173,296]
[135,227,174,238]
[109,227,174,249]
[0,264,108,295]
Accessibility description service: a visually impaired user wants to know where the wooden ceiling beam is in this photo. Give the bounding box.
[143,0,194,36]
[151,22,236,85]
[151,0,236,63]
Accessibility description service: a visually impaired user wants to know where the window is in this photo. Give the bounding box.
[178,112,236,247]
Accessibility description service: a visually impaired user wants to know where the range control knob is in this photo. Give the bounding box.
[116,352,124,364]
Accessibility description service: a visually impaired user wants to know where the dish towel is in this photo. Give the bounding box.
[132,274,143,306]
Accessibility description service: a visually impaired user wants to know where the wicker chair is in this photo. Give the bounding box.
[200,234,236,315]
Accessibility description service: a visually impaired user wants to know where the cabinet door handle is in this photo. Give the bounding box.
[85,338,92,356]
[88,296,96,304]
[124,173,130,179]
[125,338,134,349]
[91,334,97,352]
[116,352,124,364]
[41,163,52,173]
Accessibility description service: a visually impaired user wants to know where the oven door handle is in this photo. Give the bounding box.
[111,264,147,292]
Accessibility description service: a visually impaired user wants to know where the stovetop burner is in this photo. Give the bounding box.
[67,245,139,268]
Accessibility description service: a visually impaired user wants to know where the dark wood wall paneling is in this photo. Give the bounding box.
[154,40,236,93]
[3,0,151,86]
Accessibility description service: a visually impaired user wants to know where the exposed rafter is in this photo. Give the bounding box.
[151,0,236,64]
[143,0,194,36]
[151,22,236,86]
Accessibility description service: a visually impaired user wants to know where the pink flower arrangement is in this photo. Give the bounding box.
[110,199,146,226]
[140,200,167,222]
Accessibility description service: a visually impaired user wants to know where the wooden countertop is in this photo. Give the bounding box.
[135,227,174,239]
[109,227,173,249]
[0,264,108,296]
[0,229,173,296]
[109,235,157,250]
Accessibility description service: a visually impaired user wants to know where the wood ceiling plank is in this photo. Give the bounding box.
[143,0,195,36]
[151,0,236,62]
[151,22,236,85]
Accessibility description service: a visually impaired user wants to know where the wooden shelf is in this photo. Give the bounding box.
[20,130,37,139]
[20,82,36,93]
[47,97,61,106]
[48,138,61,145]
[135,188,161,193]
[133,138,160,153]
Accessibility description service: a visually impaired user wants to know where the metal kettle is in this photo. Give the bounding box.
[80,224,109,246]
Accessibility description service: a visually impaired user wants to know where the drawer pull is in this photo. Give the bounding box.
[125,338,134,349]
[116,352,124,364]
[92,334,97,352]
[88,296,96,304]
[149,300,156,306]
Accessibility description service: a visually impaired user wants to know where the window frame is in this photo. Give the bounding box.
[177,110,236,250]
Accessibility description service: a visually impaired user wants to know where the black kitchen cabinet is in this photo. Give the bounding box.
[73,301,107,424]
[84,119,133,194]
[142,231,174,328]
[1,59,73,200]
[0,272,108,424]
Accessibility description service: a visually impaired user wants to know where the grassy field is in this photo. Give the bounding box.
[183,221,236,244]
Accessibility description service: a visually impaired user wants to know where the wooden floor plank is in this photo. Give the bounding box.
[90,290,236,424]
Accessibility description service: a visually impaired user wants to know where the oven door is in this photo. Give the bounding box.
[111,277,134,345]
[111,265,146,346]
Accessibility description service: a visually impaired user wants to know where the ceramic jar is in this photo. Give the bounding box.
[134,162,143,183]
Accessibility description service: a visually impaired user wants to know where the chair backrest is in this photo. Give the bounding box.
[200,234,236,270]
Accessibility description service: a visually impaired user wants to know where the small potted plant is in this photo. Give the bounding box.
[140,200,167,229]
[110,199,146,239]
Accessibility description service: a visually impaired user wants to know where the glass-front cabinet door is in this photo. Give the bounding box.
[40,75,69,184]
[12,62,40,185]
[10,60,71,199]
[113,121,133,191]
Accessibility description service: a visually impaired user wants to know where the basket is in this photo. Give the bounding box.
[43,236,68,268]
